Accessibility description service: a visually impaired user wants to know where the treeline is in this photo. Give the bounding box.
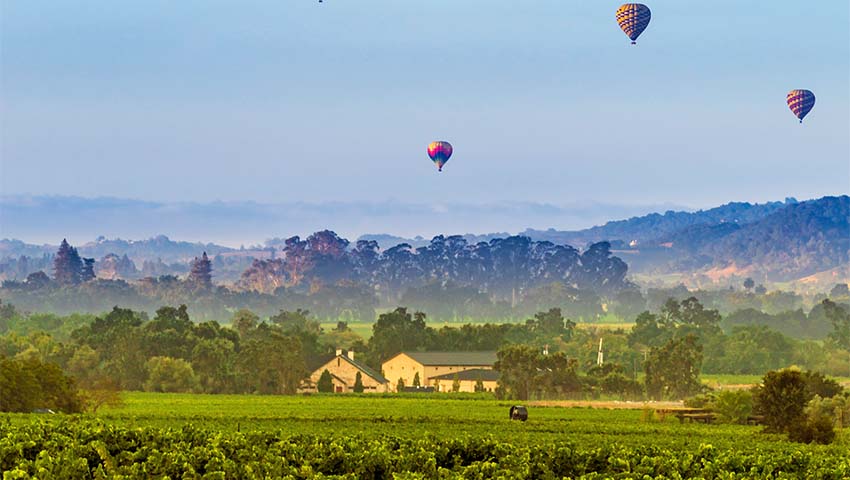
[2,296,849,413]
[1,234,631,321]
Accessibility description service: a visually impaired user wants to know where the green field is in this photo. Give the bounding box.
[3,393,849,478]
[321,320,633,341]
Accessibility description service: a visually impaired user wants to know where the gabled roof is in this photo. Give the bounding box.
[430,368,500,382]
[311,351,388,384]
[342,355,388,384]
[393,351,497,367]
[308,354,337,372]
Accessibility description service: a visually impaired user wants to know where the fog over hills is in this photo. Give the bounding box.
[0,195,687,246]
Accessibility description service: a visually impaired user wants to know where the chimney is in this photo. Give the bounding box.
[335,348,342,357]
[347,350,355,361]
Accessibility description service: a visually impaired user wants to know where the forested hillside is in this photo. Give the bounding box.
[523,196,848,283]
[2,196,846,287]
[521,199,792,247]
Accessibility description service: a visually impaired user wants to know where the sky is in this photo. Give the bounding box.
[1,1,848,235]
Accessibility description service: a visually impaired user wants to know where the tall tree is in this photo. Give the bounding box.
[53,239,83,286]
[494,344,541,401]
[188,252,213,288]
[231,309,259,337]
[644,334,703,400]
[368,308,430,365]
[823,300,850,350]
[80,258,96,282]
[236,327,306,394]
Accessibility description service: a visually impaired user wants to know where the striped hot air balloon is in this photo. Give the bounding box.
[616,4,651,45]
[427,141,453,172]
[786,89,815,123]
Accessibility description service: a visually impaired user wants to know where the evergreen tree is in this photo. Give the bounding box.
[412,372,421,387]
[317,369,333,393]
[452,374,461,392]
[81,258,96,282]
[474,378,485,393]
[353,371,364,393]
[189,252,213,288]
[396,377,405,392]
[53,239,83,285]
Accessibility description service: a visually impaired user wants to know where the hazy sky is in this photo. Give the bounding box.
[2,1,848,210]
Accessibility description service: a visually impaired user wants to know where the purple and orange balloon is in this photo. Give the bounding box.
[427,141,453,172]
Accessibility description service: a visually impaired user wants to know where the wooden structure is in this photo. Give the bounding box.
[654,407,715,423]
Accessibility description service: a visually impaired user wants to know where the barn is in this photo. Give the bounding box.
[381,351,497,392]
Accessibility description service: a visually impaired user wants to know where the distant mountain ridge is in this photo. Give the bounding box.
[519,199,794,247]
[0,235,235,264]
[360,196,848,284]
[1,196,846,286]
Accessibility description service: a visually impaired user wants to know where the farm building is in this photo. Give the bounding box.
[302,349,389,393]
[430,368,500,393]
[381,351,497,392]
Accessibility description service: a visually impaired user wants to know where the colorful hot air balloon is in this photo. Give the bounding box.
[616,4,651,45]
[427,141,453,172]
[786,89,815,123]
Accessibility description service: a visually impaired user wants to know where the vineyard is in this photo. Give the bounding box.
[2,394,849,478]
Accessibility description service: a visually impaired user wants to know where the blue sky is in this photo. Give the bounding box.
[1,0,848,214]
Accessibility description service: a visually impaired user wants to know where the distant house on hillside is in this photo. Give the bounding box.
[382,351,497,393]
[302,349,389,393]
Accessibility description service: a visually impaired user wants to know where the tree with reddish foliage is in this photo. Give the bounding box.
[283,236,312,287]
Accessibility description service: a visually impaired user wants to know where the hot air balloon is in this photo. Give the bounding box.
[787,89,815,123]
[427,141,453,172]
[616,4,651,45]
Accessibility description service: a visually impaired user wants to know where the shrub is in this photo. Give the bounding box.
[752,369,809,433]
[0,357,84,413]
[787,415,835,444]
[806,393,850,428]
[317,369,334,393]
[712,390,753,424]
[684,393,715,409]
[353,372,364,393]
[802,370,843,398]
[143,356,199,393]
[600,373,643,400]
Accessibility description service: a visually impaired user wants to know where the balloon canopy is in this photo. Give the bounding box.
[616,4,651,45]
[786,89,816,123]
[427,141,453,172]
